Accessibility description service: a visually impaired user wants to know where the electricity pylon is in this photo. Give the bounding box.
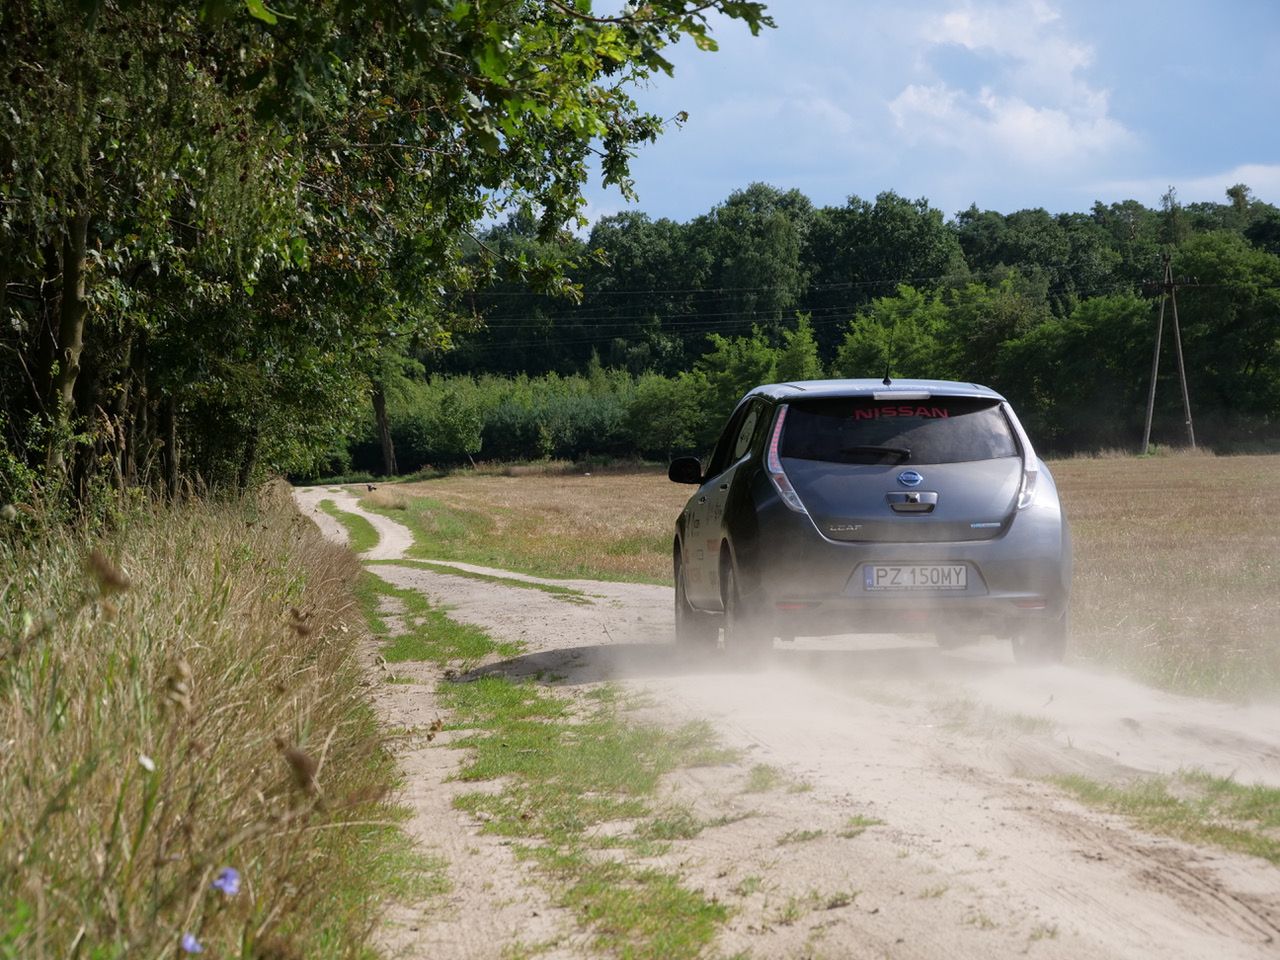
[1140,253,1196,453]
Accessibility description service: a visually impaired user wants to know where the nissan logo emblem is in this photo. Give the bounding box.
[898,470,924,487]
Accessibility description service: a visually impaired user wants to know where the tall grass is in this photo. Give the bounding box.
[0,483,426,958]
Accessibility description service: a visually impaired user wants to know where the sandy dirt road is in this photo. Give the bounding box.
[296,488,1280,959]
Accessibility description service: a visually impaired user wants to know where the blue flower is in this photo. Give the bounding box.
[180,932,204,954]
[211,866,241,896]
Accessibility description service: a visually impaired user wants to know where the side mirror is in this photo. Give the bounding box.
[668,456,703,485]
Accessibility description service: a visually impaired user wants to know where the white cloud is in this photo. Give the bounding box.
[1092,163,1280,206]
[889,1,1133,169]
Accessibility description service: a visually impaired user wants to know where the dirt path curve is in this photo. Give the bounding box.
[293,485,413,560]
[296,488,1280,959]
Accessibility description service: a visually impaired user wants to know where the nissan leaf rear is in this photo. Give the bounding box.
[674,379,1071,663]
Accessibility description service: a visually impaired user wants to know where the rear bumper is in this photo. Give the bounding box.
[733,475,1071,638]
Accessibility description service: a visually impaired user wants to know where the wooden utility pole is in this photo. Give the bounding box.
[1140,254,1196,453]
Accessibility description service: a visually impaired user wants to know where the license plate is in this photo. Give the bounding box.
[864,563,967,591]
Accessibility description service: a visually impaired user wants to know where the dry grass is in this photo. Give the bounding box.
[1051,453,1280,696]
[363,487,412,511]
[0,482,432,957]
[376,469,684,582]
[381,455,1280,697]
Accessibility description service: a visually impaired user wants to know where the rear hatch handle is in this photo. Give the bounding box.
[887,491,937,513]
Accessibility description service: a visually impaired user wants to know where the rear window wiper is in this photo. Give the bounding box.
[839,445,911,463]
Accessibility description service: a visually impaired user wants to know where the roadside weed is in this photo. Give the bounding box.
[0,490,434,956]
[743,763,787,793]
[777,829,825,846]
[377,557,592,601]
[839,814,885,838]
[1053,770,1280,865]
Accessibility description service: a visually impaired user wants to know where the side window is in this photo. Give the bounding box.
[705,405,748,478]
[732,405,762,461]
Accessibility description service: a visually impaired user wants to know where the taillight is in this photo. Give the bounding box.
[766,405,807,514]
[1004,401,1040,510]
[1017,465,1039,509]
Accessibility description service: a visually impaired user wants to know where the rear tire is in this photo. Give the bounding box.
[721,563,772,663]
[1010,611,1068,665]
[674,555,717,649]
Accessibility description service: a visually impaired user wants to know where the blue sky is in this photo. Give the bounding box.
[580,0,1280,224]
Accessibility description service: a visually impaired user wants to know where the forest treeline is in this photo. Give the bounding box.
[347,181,1280,474]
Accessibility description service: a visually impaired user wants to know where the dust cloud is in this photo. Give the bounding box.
[657,632,1280,789]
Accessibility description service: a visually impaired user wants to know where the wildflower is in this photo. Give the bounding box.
[180,932,203,954]
[139,754,155,773]
[211,866,241,896]
[0,504,16,522]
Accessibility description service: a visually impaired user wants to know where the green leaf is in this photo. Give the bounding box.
[245,0,277,26]
[475,43,508,83]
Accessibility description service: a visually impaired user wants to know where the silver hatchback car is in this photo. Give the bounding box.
[669,379,1072,662]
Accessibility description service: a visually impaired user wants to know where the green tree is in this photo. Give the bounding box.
[997,293,1154,449]
[1172,231,1280,438]
[695,327,778,437]
[830,286,952,381]
[1090,199,1163,288]
[805,192,966,356]
[955,206,1120,313]
[945,277,1053,384]
[776,314,824,382]
[626,371,705,457]
[685,183,813,333]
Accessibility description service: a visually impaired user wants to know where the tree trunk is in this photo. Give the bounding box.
[161,396,179,501]
[33,239,62,412]
[135,384,152,489]
[110,335,134,493]
[46,209,91,474]
[372,381,397,477]
[237,425,260,492]
[126,341,149,487]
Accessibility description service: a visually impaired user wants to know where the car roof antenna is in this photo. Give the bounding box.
[882,361,892,387]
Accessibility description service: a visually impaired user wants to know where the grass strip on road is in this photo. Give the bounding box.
[442,679,740,960]
[356,571,523,665]
[351,567,742,959]
[318,497,380,553]
[1053,770,1280,865]
[376,558,593,603]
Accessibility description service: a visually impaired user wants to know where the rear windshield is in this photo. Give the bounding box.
[781,397,1019,465]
